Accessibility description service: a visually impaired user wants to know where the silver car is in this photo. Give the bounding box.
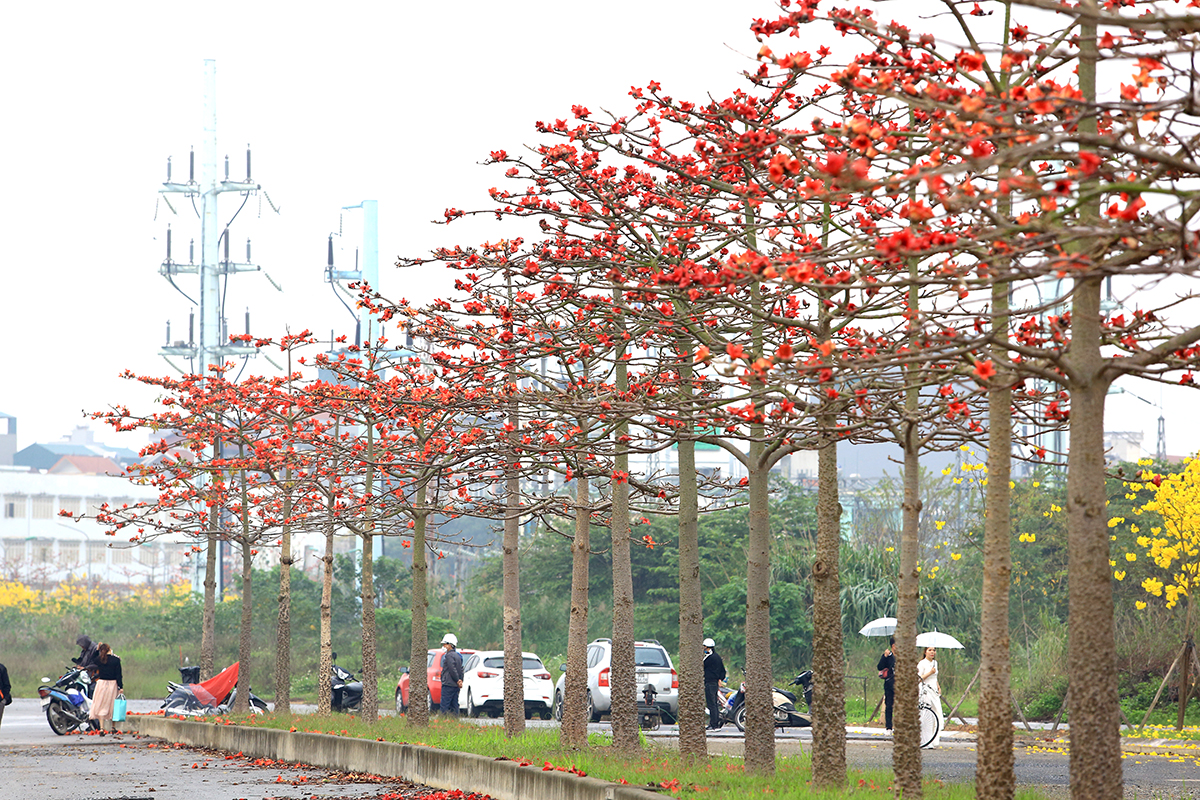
[552,638,678,723]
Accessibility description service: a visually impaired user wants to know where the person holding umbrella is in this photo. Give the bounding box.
[876,636,895,732]
[917,646,943,748]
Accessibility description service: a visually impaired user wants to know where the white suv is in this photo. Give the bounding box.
[552,638,678,723]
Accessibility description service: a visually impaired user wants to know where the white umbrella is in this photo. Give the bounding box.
[916,630,965,649]
[859,617,897,637]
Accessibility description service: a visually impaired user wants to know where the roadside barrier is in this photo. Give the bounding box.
[120,715,661,800]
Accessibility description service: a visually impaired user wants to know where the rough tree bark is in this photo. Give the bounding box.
[273,484,293,715]
[1065,277,1122,800]
[501,390,525,738]
[676,347,707,760]
[318,486,336,715]
[561,475,591,749]
[1060,24,1121,798]
[977,268,1015,800]
[233,465,254,715]
[743,452,775,774]
[201,505,218,682]
[609,291,638,753]
[408,485,431,727]
[811,434,847,788]
[360,528,379,722]
[894,428,923,798]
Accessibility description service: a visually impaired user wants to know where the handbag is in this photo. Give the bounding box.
[878,668,890,680]
[112,693,127,722]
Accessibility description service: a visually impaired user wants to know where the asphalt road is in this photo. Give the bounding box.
[0,699,431,800]
[8,698,1200,799]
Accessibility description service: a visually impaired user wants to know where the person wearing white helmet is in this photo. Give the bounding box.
[439,633,464,715]
[703,637,726,731]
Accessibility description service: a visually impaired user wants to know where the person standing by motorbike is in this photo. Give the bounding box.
[0,659,12,728]
[73,635,102,698]
[88,643,123,734]
[439,633,464,715]
[877,636,895,732]
[703,638,726,730]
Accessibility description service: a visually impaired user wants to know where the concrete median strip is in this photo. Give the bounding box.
[120,714,662,800]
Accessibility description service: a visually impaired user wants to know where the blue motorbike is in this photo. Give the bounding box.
[38,666,99,735]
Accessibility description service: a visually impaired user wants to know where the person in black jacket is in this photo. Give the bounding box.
[703,638,726,730]
[88,643,123,733]
[877,636,896,732]
[73,635,101,674]
[439,633,464,714]
[0,660,12,729]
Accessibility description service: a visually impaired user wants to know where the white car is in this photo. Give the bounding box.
[552,638,678,723]
[461,650,555,720]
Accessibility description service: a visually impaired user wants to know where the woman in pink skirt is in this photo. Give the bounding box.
[88,643,123,733]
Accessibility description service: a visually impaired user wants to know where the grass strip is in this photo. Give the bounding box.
[168,711,1054,799]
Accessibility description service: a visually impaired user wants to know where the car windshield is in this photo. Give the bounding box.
[634,647,670,667]
[482,656,544,670]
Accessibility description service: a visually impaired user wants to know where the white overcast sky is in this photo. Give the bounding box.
[3,0,1198,461]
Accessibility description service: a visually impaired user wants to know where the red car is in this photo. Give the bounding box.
[396,648,475,714]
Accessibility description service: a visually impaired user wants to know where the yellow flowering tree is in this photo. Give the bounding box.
[1130,458,1200,623]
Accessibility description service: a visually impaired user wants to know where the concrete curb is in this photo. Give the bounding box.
[119,715,662,800]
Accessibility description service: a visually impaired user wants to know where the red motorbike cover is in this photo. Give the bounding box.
[189,662,239,708]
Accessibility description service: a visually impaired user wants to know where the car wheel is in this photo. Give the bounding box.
[540,710,552,720]
[586,691,600,723]
[524,708,533,720]
[553,691,563,722]
[395,689,406,715]
[428,690,435,714]
[466,690,480,718]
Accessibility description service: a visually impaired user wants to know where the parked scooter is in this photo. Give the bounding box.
[38,666,99,735]
[162,662,268,716]
[331,652,363,714]
[729,670,814,732]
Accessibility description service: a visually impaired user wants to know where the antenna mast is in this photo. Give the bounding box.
[159,59,279,373]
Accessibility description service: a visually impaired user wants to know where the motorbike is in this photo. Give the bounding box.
[330,652,363,713]
[38,666,99,735]
[729,670,814,732]
[162,662,269,717]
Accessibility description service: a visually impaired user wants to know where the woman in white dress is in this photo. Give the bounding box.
[917,646,944,748]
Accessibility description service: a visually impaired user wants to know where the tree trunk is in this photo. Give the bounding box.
[743,454,775,774]
[359,423,379,723]
[610,309,638,753]
[1064,22,1122,798]
[676,348,707,760]
[360,530,379,723]
[1065,278,1121,800]
[811,435,846,788]
[977,274,1015,800]
[201,505,218,681]
[501,396,525,738]
[318,492,335,715]
[274,486,293,716]
[234,471,254,715]
[561,474,591,749]
[409,489,431,727]
[894,434,922,799]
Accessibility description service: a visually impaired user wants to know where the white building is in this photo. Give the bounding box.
[0,466,193,589]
